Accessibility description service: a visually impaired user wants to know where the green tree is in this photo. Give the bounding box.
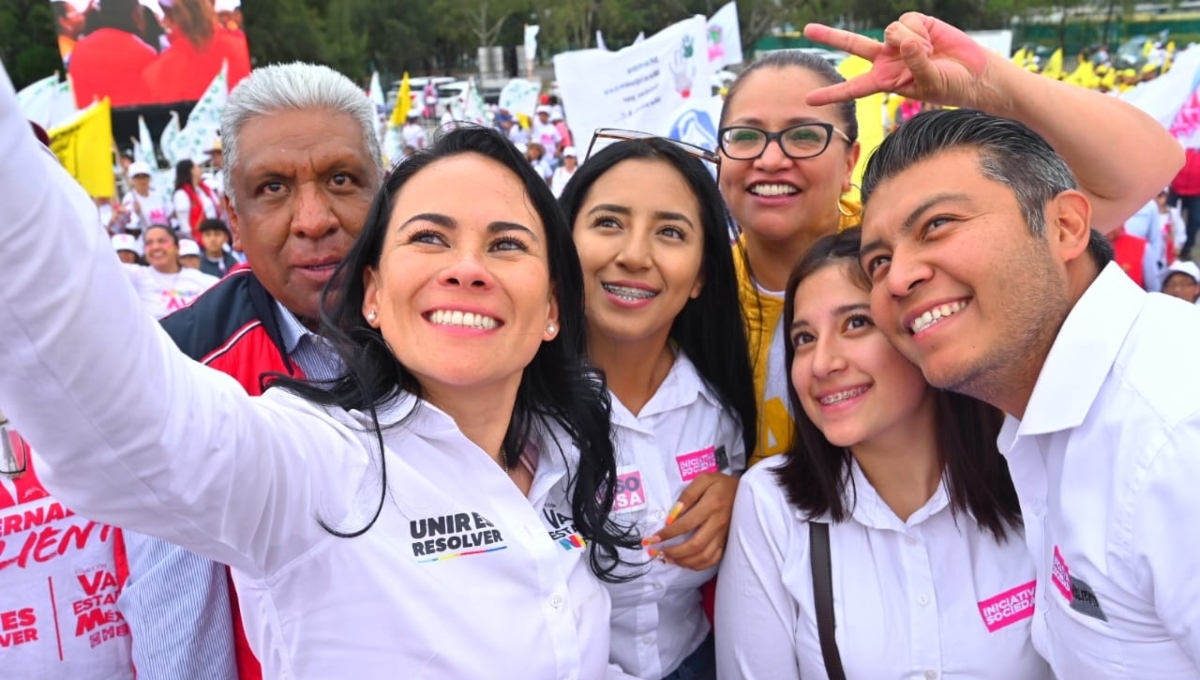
[0,0,63,91]
[242,0,328,66]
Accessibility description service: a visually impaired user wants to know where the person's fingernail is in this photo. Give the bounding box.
[648,549,659,558]
[641,538,653,547]
[666,503,684,525]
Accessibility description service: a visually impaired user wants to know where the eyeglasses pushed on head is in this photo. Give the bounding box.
[585,128,721,167]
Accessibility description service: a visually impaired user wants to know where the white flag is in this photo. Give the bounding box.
[499,78,542,119]
[159,111,185,167]
[177,61,228,161]
[47,78,79,130]
[524,25,540,63]
[707,2,743,68]
[596,30,608,51]
[131,115,156,168]
[368,71,385,109]
[382,124,402,167]
[16,75,58,128]
[457,78,492,127]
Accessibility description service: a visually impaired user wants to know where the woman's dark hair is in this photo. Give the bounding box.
[84,0,143,35]
[144,223,179,246]
[775,228,1021,540]
[719,50,858,143]
[274,126,638,581]
[558,139,757,458]
[174,159,195,192]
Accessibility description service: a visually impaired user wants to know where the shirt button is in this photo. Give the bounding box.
[905,536,918,546]
[918,594,930,606]
[653,583,664,591]
[653,510,666,522]
[641,635,654,645]
[550,595,564,609]
[925,671,938,680]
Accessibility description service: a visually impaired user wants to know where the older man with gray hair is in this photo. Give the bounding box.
[117,62,383,680]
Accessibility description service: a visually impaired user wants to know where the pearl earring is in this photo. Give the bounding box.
[547,323,556,335]
[367,311,378,323]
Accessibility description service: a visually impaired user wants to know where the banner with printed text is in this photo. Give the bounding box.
[0,434,130,677]
[554,16,719,156]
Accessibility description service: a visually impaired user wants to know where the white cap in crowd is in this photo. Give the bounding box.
[562,146,578,158]
[1163,260,1200,284]
[536,105,551,115]
[178,239,202,258]
[111,234,140,255]
[128,161,152,178]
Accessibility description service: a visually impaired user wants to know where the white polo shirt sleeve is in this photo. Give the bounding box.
[714,459,803,680]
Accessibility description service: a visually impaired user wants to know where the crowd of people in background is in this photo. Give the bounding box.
[100,134,239,320]
[395,95,582,197]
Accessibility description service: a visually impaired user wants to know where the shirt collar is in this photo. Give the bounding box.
[1009,262,1145,438]
[609,350,716,427]
[273,299,310,355]
[844,458,950,532]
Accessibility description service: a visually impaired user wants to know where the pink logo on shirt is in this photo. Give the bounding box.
[978,580,1036,632]
[676,446,718,482]
[1052,545,1073,601]
[614,470,646,511]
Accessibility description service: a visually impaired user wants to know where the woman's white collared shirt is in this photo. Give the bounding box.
[715,458,1052,680]
[604,352,745,679]
[0,94,637,678]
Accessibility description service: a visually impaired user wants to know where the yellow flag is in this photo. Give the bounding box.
[390,72,412,127]
[1012,47,1028,66]
[1101,68,1117,90]
[836,55,882,195]
[1042,48,1063,79]
[1065,59,1098,89]
[1143,40,1154,58]
[49,98,114,199]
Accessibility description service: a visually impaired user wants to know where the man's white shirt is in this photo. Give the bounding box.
[999,262,1200,678]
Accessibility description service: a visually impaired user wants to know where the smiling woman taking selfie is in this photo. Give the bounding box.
[0,63,638,679]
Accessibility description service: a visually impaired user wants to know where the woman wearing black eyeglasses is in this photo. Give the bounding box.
[717,12,1185,470]
[559,136,756,680]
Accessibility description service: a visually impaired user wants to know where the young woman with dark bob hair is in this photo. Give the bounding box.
[0,66,638,680]
[715,228,1053,679]
[559,136,756,680]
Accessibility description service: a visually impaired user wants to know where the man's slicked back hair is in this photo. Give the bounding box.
[861,109,1113,266]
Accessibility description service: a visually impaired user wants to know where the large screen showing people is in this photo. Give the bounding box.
[52,0,249,109]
